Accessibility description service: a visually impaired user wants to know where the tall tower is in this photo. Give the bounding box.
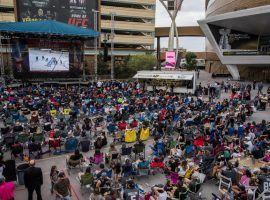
[159,0,184,61]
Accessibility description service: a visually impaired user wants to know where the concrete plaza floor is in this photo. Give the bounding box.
[9,71,270,200]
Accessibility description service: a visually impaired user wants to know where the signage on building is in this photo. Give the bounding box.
[165,51,176,69]
[134,73,193,80]
[15,0,98,30]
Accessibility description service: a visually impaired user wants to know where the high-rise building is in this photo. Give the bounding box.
[0,0,156,54]
[199,0,270,81]
[0,0,15,22]
[100,0,156,55]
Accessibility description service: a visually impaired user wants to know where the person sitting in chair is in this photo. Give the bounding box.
[122,158,134,178]
[106,144,118,164]
[11,140,23,159]
[95,172,111,195]
[30,111,39,124]
[67,149,83,167]
[13,122,23,133]
[78,166,93,186]
[28,138,42,159]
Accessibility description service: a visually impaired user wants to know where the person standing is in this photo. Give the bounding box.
[253,80,256,90]
[258,81,263,95]
[54,172,72,200]
[50,165,59,194]
[24,160,43,200]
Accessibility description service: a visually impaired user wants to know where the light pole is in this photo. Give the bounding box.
[0,33,5,87]
[92,9,99,81]
[110,12,115,80]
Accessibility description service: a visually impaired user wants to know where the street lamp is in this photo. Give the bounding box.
[0,33,5,87]
[92,9,99,81]
[110,12,116,80]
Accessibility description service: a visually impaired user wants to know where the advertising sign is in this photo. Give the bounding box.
[15,0,98,30]
[165,51,176,69]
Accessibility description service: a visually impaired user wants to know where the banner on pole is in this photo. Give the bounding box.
[165,51,176,69]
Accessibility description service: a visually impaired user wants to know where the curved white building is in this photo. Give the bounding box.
[199,0,270,81]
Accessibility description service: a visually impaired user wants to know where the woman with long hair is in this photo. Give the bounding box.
[49,165,59,194]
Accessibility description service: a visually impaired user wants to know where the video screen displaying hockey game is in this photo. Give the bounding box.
[29,49,69,72]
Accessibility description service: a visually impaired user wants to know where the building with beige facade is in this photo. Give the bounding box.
[100,0,156,55]
[199,0,270,81]
[0,0,15,22]
[0,0,156,55]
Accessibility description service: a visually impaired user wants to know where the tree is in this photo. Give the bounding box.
[114,55,131,79]
[185,52,197,71]
[126,54,156,77]
[97,52,110,75]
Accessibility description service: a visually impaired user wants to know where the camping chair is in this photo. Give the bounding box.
[65,138,79,153]
[256,190,270,200]
[89,152,104,165]
[28,142,42,159]
[18,115,28,124]
[170,171,179,185]
[12,112,20,121]
[66,155,83,175]
[17,133,30,145]
[121,146,132,157]
[113,132,123,143]
[78,173,94,195]
[111,153,120,162]
[171,189,189,200]
[48,138,61,154]
[10,143,23,159]
[79,140,91,153]
[218,175,232,196]
[32,134,45,144]
[246,186,257,200]
[4,135,15,149]
[134,143,145,160]
[137,160,150,176]
[5,116,14,125]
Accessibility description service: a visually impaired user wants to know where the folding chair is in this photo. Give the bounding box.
[218,175,232,196]
[17,133,30,144]
[134,143,145,160]
[113,132,123,143]
[122,146,132,157]
[246,186,257,200]
[257,190,270,200]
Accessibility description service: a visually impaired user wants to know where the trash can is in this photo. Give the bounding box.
[17,163,30,185]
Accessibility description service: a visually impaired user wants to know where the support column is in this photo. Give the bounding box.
[227,65,240,80]
[157,37,161,70]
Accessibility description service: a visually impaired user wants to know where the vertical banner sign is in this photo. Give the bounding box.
[165,51,176,69]
[15,0,98,31]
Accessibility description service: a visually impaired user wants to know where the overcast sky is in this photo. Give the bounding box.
[155,0,206,52]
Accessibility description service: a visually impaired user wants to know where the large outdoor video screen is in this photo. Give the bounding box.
[11,38,83,79]
[15,0,98,30]
[29,49,69,72]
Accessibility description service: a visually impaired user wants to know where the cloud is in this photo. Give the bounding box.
[155,0,206,52]
[155,0,205,26]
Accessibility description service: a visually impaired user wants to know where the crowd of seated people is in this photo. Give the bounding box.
[0,80,269,199]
